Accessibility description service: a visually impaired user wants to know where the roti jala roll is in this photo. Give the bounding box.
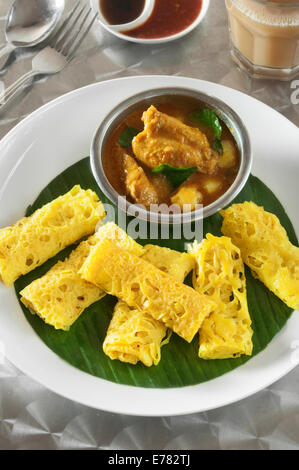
[0,185,105,286]
[103,245,195,367]
[20,223,144,330]
[80,239,215,343]
[221,202,299,310]
[189,234,253,359]
[105,300,170,367]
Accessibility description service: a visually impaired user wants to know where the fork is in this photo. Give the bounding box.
[0,1,98,107]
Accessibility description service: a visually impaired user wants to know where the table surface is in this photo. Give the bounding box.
[0,0,299,450]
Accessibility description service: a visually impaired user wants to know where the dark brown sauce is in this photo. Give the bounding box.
[103,96,241,210]
[125,0,203,39]
[100,0,146,25]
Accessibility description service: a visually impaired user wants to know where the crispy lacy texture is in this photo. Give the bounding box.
[20,235,104,330]
[0,185,105,286]
[132,105,216,172]
[104,300,170,367]
[103,245,194,366]
[221,202,299,310]
[189,234,253,359]
[95,221,144,257]
[141,244,195,281]
[80,239,215,343]
[20,222,144,330]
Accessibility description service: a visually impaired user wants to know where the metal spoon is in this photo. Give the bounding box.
[0,0,65,64]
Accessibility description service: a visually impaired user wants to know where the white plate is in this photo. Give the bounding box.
[0,76,298,417]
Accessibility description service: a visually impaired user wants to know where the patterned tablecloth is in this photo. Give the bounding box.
[0,0,298,450]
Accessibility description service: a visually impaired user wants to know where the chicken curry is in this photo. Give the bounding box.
[103,96,240,212]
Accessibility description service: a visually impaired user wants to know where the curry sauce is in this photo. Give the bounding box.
[103,96,240,211]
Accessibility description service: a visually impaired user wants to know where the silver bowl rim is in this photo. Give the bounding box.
[90,86,252,224]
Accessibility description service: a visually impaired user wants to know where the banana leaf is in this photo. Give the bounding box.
[14,157,298,388]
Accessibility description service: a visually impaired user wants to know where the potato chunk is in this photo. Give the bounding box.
[171,184,203,211]
[218,140,238,169]
[202,177,222,195]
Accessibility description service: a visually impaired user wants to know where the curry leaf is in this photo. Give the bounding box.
[152,164,198,188]
[190,109,222,140]
[212,137,224,154]
[118,126,141,147]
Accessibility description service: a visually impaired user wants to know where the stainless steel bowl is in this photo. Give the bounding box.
[90,87,252,224]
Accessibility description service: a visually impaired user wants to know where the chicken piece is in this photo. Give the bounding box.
[132,106,216,173]
[151,173,172,204]
[123,153,159,207]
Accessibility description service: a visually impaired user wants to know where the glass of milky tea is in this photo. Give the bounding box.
[225,0,299,80]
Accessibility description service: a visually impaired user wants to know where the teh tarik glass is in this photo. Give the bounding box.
[225,0,299,80]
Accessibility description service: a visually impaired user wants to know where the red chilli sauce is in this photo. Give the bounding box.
[125,0,203,39]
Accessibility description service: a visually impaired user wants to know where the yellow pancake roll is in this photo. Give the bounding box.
[189,234,253,359]
[0,185,105,286]
[20,235,104,330]
[104,300,169,367]
[221,202,299,310]
[80,239,215,343]
[141,244,195,281]
[103,245,194,366]
[95,222,144,257]
[20,222,144,330]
